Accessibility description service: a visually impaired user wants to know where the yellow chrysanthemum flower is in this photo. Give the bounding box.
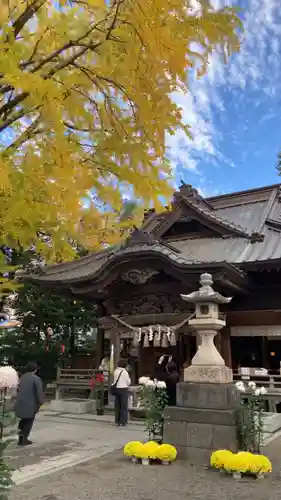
[157,444,177,462]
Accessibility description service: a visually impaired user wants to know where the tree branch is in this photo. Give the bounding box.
[13,0,47,38]
[4,115,41,154]
[0,0,126,132]
[0,104,40,134]
[0,92,29,121]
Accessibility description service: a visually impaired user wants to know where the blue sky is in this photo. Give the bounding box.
[169,0,281,197]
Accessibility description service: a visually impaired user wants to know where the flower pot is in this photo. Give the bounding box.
[233,472,242,480]
[142,458,150,466]
[219,468,228,475]
[161,460,170,466]
[256,473,264,480]
[96,408,104,416]
[131,457,138,464]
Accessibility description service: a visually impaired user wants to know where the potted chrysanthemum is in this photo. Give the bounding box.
[210,450,272,479]
[157,444,177,465]
[210,449,234,472]
[138,377,168,442]
[124,441,143,463]
[235,380,267,453]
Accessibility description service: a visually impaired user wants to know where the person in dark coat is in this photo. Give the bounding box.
[15,361,44,446]
[154,355,170,382]
[166,361,180,406]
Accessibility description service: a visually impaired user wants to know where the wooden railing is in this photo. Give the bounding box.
[57,367,109,382]
[53,367,109,400]
[233,368,281,390]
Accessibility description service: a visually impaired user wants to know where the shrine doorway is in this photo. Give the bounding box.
[138,331,196,379]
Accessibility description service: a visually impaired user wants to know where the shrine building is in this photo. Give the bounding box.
[27,182,281,381]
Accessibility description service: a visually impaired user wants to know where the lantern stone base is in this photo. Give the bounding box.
[184,365,233,384]
[163,382,239,464]
[50,398,96,414]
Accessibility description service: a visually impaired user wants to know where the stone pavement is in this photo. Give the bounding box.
[5,408,146,485]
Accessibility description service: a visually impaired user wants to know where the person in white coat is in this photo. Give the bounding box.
[113,359,131,426]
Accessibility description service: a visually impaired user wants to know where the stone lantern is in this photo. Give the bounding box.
[181,272,233,384]
[163,273,239,463]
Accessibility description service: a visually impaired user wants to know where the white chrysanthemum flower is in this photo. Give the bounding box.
[0,366,19,390]
[260,386,267,395]
[254,388,261,396]
[146,379,155,388]
[235,381,246,392]
[156,380,166,389]
[139,376,150,385]
[248,381,256,390]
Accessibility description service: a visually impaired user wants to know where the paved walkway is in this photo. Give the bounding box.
[5,409,146,486]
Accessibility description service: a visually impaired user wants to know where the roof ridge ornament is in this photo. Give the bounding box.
[174,182,213,210]
[250,231,264,243]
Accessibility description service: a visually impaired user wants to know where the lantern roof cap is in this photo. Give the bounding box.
[181,273,232,305]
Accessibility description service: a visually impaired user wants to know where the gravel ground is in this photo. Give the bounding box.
[9,441,281,500]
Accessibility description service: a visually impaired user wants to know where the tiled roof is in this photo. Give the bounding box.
[172,227,281,264]
[179,194,251,237]
[26,183,281,285]
[27,243,194,284]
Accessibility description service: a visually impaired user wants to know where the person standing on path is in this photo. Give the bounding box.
[166,361,180,406]
[113,359,131,427]
[15,361,44,446]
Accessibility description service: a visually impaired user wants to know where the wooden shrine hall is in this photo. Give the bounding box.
[26,182,281,381]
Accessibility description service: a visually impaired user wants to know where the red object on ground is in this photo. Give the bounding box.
[61,344,65,353]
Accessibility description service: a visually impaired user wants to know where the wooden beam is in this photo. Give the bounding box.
[217,276,252,295]
[228,310,281,326]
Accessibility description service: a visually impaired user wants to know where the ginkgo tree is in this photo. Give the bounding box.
[0,0,242,263]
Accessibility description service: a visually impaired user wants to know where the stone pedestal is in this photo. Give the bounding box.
[184,365,233,384]
[50,398,96,414]
[163,382,239,464]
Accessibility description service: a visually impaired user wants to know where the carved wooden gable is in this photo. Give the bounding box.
[103,293,191,315]
[121,268,159,285]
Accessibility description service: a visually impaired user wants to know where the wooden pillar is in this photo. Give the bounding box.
[110,328,120,368]
[95,326,104,369]
[261,336,268,369]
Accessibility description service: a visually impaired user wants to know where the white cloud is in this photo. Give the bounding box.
[168,0,281,189]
